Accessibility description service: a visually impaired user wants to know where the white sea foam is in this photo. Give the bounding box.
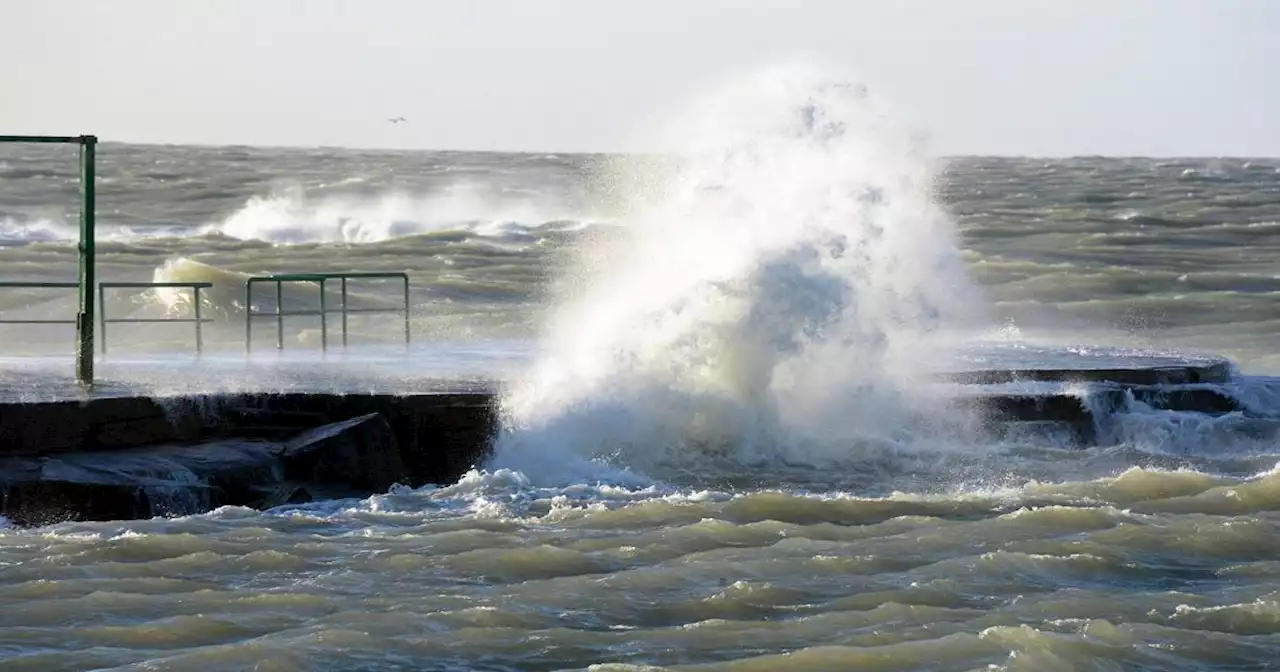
[0,216,210,246]
[487,64,991,486]
[0,217,78,246]
[1,185,598,247]
[203,183,598,244]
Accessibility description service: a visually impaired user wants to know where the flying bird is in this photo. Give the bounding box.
[387,117,407,124]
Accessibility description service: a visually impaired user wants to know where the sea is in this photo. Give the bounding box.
[2,73,1280,670]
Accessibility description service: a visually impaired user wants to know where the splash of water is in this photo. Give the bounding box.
[487,66,991,487]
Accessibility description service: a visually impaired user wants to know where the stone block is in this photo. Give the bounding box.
[280,413,407,492]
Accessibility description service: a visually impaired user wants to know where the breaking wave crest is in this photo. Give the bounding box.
[201,184,601,244]
[487,65,991,487]
[0,216,77,247]
[1,187,601,247]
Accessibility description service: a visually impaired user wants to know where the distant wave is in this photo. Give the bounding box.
[0,187,608,247]
[1115,212,1215,229]
[0,217,77,247]
[201,186,605,244]
[0,217,214,247]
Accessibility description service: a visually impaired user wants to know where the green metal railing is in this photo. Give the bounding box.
[0,135,96,384]
[98,282,214,355]
[0,281,213,355]
[2,136,419,374]
[245,272,411,352]
[0,282,80,327]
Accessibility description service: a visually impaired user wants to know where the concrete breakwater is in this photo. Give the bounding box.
[0,392,497,527]
[0,357,1265,527]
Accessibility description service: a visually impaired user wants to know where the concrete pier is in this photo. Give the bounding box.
[0,355,1267,527]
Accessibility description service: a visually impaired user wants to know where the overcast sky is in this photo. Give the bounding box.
[2,0,1277,156]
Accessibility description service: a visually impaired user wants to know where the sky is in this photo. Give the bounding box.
[2,0,1277,156]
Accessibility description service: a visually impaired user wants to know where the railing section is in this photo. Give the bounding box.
[245,272,411,352]
[0,281,213,355]
[0,282,81,328]
[98,282,214,354]
[0,134,96,384]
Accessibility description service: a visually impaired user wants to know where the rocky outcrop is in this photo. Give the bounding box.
[279,412,407,493]
[0,392,499,527]
[940,360,1233,386]
[1,414,422,527]
[0,392,497,478]
[0,439,276,526]
[0,396,210,457]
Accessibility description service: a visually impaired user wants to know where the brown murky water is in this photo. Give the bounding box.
[3,135,1280,669]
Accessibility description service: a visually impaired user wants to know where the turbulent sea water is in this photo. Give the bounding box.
[4,72,1280,669]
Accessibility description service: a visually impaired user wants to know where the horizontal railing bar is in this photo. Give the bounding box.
[312,272,408,279]
[100,282,213,289]
[247,310,326,318]
[247,275,327,283]
[102,318,214,324]
[0,282,212,289]
[247,307,403,315]
[246,272,408,282]
[0,135,92,144]
[0,319,77,324]
[244,308,404,317]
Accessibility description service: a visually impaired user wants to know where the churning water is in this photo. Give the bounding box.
[3,66,1280,670]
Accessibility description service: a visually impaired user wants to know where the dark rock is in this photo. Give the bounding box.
[222,406,329,428]
[0,392,499,526]
[956,392,1104,445]
[0,393,499,487]
[3,480,160,527]
[955,391,1104,425]
[279,413,407,493]
[226,392,498,486]
[248,482,314,509]
[941,361,1233,386]
[955,383,1246,426]
[389,396,497,486]
[0,396,213,458]
[1128,387,1239,414]
[986,420,1095,446]
[0,439,282,526]
[237,425,321,441]
[160,440,286,505]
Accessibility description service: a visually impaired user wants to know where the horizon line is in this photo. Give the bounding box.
[5,137,1278,161]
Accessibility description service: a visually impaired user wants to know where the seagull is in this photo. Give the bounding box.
[387,117,407,124]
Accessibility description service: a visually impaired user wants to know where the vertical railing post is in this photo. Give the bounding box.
[193,286,203,354]
[75,135,97,386]
[402,274,410,348]
[340,277,349,348]
[275,279,284,350]
[98,283,107,355]
[245,280,253,353]
[318,280,328,352]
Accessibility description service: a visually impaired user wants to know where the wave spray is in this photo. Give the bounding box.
[487,65,990,487]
